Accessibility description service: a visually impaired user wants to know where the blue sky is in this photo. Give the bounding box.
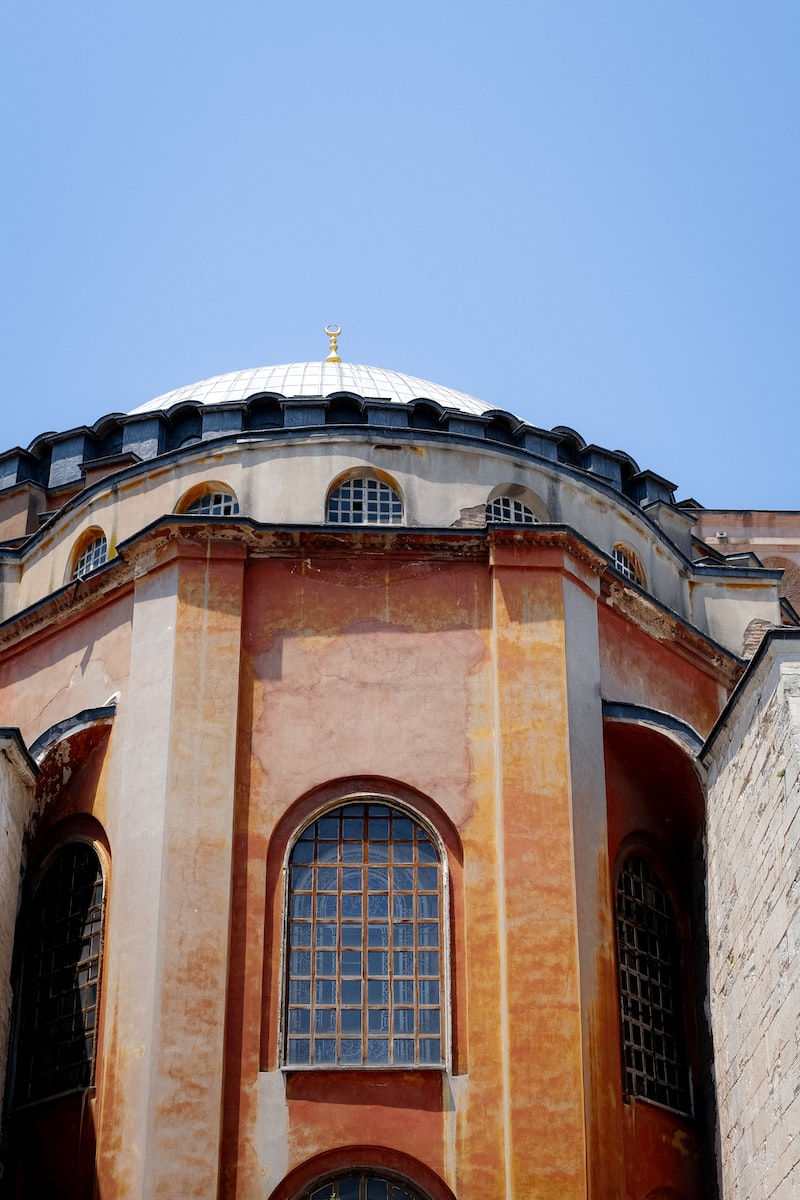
[2,2,798,508]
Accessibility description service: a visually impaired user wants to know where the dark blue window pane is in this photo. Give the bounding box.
[293,840,314,861]
[393,923,414,947]
[341,925,361,947]
[419,1010,440,1034]
[368,1008,389,1032]
[341,1009,362,1033]
[317,868,337,891]
[291,894,312,918]
[420,1038,441,1063]
[394,1009,414,1033]
[417,868,437,890]
[317,895,338,919]
[418,952,439,976]
[340,1039,362,1063]
[394,980,414,1004]
[289,1009,310,1033]
[392,894,413,919]
[393,818,413,840]
[314,1038,336,1064]
[341,894,362,918]
[368,867,389,891]
[287,1038,310,1064]
[315,951,336,975]
[315,979,336,1005]
[289,979,310,1005]
[290,951,311,975]
[417,839,437,863]
[418,980,439,1005]
[291,866,313,891]
[343,818,363,839]
[367,1038,389,1063]
[318,818,339,839]
[368,841,389,863]
[316,923,337,947]
[418,895,438,918]
[367,894,388,918]
[341,951,362,975]
[342,868,363,892]
[368,980,389,1005]
[315,1009,336,1032]
[369,819,390,839]
[393,952,414,976]
[393,1039,415,1064]
[341,980,361,1004]
[367,1180,389,1200]
[291,922,311,947]
[368,951,388,976]
[418,922,438,947]
[392,841,414,863]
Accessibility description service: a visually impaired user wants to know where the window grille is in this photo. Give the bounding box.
[616,857,690,1113]
[185,490,239,517]
[13,843,104,1105]
[304,1173,428,1200]
[73,535,107,579]
[612,546,644,586]
[485,497,536,524]
[285,803,444,1068]
[327,478,402,525]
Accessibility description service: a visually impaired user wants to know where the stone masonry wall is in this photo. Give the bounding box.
[704,638,800,1199]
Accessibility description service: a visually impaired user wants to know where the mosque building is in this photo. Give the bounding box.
[0,329,798,1200]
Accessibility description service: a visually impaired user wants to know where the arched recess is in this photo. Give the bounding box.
[175,480,240,517]
[68,527,108,583]
[326,469,404,525]
[485,482,548,524]
[266,1146,458,1200]
[603,715,712,1195]
[260,777,466,1075]
[3,812,110,1200]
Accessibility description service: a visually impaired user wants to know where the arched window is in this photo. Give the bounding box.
[72,532,107,580]
[485,496,536,525]
[615,856,690,1114]
[284,801,445,1068]
[184,489,239,517]
[11,841,105,1106]
[301,1171,432,1200]
[612,544,645,587]
[327,477,403,525]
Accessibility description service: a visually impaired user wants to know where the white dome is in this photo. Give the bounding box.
[128,361,492,418]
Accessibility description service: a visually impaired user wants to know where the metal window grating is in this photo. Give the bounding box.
[612,546,644,586]
[327,478,403,525]
[616,856,690,1114]
[485,497,536,524]
[306,1173,427,1200]
[185,490,239,517]
[285,803,443,1068]
[73,535,107,579]
[14,843,104,1105]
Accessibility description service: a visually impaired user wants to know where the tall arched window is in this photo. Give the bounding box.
[327,477,403,525]
[12,841,105,1106]
[284,801,445,1068]
[615,856,690,1113]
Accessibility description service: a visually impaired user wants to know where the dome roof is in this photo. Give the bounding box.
[128,361,491,418]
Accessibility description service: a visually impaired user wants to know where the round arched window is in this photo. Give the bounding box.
[327,477,403,525]
[302,1172,431,1200]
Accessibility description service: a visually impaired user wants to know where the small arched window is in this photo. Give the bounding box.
[184,490,239,517]
[327,477,403,525]
[612,545,645,587]
[284,801,445,1068]
[616,856,690,1114]
[485,496,536,525]
[72,532,108,580]
[301,1172,432,1200]
[12,841,105,1106]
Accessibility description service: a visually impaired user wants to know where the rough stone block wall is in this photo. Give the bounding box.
[705,650,800,1199]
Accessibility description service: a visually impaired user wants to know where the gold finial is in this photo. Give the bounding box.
[325,324,342,363]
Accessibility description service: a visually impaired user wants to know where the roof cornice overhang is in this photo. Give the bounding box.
[0,519,743,689]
